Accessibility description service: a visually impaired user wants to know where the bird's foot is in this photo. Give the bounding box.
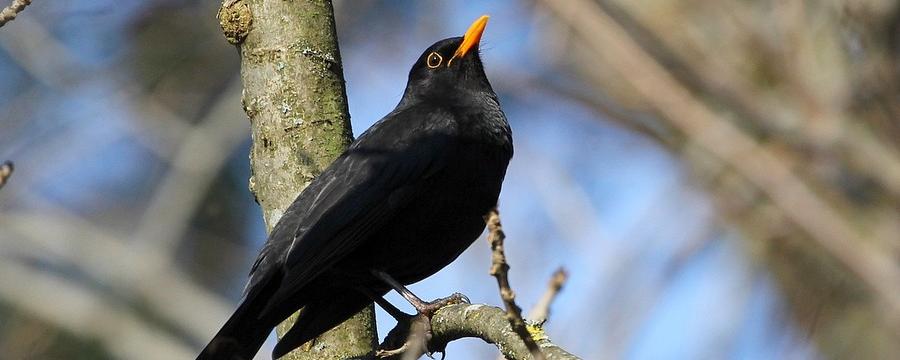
[412,292,470,317]
[370,271,468,358]
[377,312,433,359]
[376,293,467,359]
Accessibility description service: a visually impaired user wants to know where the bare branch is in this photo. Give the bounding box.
[431,303,580,360]
[379,302,580,360]
[528,268,569,324]
[486,208,546,360]
[0,0,31,28]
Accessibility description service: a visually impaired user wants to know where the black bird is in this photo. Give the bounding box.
[198,15,512,360]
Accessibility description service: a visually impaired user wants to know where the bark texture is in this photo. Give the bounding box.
[221,0,376,359]
[429,304,579,360]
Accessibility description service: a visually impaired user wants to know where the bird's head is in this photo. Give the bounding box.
[402,15,495,104]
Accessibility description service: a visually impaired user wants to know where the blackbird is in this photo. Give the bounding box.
[198,15,512,360]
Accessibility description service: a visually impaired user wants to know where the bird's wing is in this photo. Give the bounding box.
[245,106,458,306]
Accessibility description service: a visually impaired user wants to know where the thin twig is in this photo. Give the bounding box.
[528,268,569,324]
[0,0,31,28]
[486,208,546,360]
[0,161,12,189]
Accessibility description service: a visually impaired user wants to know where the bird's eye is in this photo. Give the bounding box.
[426,52,443,68]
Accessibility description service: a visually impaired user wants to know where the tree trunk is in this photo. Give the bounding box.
[218,0,377,358]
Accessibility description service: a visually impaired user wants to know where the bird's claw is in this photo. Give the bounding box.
[446,292,470,305]
[375,289,469,358]
[416,292,470,317]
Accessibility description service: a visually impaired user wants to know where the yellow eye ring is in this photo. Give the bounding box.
[426,52,443,68]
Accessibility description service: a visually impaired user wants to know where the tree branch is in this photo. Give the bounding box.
[430,303,579,360]
[0,0,31,28]
[528,268,569,324]
[486,208,546,360]
[379,302,580,360]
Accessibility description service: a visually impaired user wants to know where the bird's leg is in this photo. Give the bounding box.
[355,285,414,321]
[375,296,413,321]
[370,270,469,359]
[356,285,428,358]
[371,269,470,317]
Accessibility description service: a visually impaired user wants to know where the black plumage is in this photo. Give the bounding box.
[198,15,512,360]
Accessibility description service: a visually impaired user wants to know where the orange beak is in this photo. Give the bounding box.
[451,15,489,63]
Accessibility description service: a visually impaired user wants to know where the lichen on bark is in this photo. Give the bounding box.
[222,0,375,359]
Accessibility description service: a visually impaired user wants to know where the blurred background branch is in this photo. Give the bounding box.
[0,258,195,359]
[535,0,900,357]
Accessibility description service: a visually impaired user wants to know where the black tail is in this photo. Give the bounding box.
[197,295,274,360]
